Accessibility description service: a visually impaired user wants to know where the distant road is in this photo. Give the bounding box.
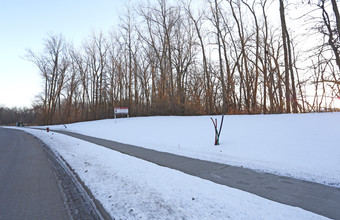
[0,128,105,220]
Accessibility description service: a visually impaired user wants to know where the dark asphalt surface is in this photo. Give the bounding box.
[55,129,340,219]
[0,128,105,220]
[0,128,68,219]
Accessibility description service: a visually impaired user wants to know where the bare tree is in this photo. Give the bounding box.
[210,0,227,113]
[319,0,340,71]
[185,1,214,114]
[27,34,69,124]
[84,31,109,119]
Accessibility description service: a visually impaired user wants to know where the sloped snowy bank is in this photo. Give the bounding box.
[42,113,340,187]
[21,129,328,219]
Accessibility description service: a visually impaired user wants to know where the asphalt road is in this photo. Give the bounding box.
[0,128,104,220]
[0,128,69,219]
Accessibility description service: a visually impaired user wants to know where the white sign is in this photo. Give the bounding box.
[114,107,129,118]
[114,107,129,114]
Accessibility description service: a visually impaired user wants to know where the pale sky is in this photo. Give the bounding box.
[1,1,335,109]
[0,0,125,108]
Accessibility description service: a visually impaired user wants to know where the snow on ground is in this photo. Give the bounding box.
[42,113,340,187]
[19,128,327,219]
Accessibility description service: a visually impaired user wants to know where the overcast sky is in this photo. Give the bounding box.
[0,0,125,108]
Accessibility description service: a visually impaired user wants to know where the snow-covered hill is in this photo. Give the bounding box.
[11,112,337,219]
[44,112,340,187]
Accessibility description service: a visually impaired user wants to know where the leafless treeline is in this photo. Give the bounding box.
[0,106,36,125]
[27,0,340,125]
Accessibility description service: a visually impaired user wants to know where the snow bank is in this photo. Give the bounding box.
[23,129,328,219]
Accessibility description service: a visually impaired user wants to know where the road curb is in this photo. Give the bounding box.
[28,131,112,220]
[58,154,113,220]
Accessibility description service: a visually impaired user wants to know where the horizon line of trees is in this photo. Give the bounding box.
[5,0,339,125]
[0,106,36,125]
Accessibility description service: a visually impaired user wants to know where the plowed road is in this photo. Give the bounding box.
[0,128,68,219]
[0,128,103,220]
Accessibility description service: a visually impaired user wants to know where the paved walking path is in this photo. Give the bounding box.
[52,130,340,219]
